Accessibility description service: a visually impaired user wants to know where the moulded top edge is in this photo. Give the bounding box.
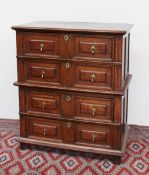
[12,21,133,34]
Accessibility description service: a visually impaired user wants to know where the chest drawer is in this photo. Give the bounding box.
[26,91,61,117]
[21,59,114,91]
[25,59,60,85]
[74,64,113,90]
[22,88,115,122]
[75,96,113,122]
[27,117,63,142]
[75,123,113,148]
[75,36,114,61]
[23,33,59,57]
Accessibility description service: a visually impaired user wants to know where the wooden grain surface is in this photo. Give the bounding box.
[12,21,133,34]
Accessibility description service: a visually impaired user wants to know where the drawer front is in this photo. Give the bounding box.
[23,33,59,56]
[75,64,113,90]
[75,96,113,122]
[75,123,113,148]
[27,91,61,116]
[24,61,113,91]
[75,36,114,61]
[27,117,63,141]
[26,60,60,85]
[25,89,114,121]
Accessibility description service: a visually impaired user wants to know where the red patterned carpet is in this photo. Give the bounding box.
[0,119,149,175]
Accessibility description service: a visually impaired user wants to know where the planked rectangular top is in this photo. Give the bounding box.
[12,21,133,34]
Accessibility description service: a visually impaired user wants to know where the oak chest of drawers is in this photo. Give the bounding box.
[12,21,133,158]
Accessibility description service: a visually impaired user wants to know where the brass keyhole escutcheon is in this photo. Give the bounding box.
[67,122,71,128]
[91,45,96,54]
[92,134,96,142]
[42,102,46,109]
[64,34,69,42]
[65,62,71,69]
[92,107,96,115]
[41,71,46,78]
[65,96,71,102]
[90,74,96,82]
[43,128,48,136]
[40,43,44,52]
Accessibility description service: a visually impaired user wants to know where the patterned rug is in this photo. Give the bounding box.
[0,119,149,175]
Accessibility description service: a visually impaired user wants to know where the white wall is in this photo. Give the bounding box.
[0,0,149,126]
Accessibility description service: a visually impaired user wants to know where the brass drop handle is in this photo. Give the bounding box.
[66,122,71,128]
[41,71,46,78]
[42,102,46,109]
[91,45,96,54]
[64,34,69,42]
[92,107,96,115]
[92,134,96,142]
[65,96,71,102]
[65,62,71,69]
[43,128,48,136]
[90,74,96,82]
[40,43,44,52]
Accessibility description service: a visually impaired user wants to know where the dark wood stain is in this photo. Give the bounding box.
[12,21,132,160]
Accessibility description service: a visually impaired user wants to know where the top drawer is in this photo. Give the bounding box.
[75,36,114,61]
[21,33,115,62]
[23,33,59,57]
